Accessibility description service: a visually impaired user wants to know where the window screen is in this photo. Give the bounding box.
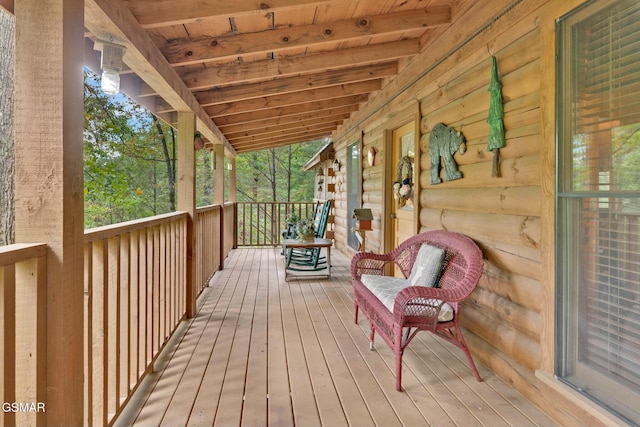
[556,1,640,424]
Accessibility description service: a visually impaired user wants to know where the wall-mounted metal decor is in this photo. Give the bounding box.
[428,123,466,184]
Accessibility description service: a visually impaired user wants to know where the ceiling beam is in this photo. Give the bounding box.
[162,7,451,66]
[221,110,352,135]
[226,117,346,141]
[180,39,419,90]
[194,62,397,106]
[84,0,235,155]
[211,94,367,126]
[206,80,381,117]
[125,0,350,28]
[229,123,340,145]
[233,131,333,153]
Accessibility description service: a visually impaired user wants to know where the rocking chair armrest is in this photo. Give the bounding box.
[350,251,395,279]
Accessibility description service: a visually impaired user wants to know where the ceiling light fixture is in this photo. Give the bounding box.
[94,40,126,96]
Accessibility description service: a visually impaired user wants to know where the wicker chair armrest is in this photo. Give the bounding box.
[392,286,460,321]
[350,251,395,279]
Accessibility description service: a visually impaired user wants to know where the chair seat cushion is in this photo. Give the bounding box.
[360,274,453,322]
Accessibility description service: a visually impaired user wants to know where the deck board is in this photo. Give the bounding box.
[114,248,559,427]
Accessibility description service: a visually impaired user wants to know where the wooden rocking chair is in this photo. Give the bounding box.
[286,200,332,270]
[351,230,483,391]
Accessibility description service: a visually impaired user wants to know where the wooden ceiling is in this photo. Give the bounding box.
[85,0,454,155]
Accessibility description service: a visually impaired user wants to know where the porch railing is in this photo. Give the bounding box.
[3,204,233,426]
[236,202,316,247]
[0,243,48,427]
[83,212,188,427]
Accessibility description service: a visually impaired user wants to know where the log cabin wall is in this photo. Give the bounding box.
[331,0,615,425]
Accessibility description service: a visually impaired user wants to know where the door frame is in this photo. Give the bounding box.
[383,108,421,255]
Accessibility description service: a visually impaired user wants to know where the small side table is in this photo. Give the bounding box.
[282,238,333,281]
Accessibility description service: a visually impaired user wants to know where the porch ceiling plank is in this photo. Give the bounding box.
[194,62,398,106]
[84,0,235,155]
[228,123,341,145]
[161,7,451,66]
[206,80,382,117]
[124,0,352,28]
[224,114,350,140]
[232,131,334,153]
[210,94,367,126]
[219,109,354,134]
[179,39,420,90]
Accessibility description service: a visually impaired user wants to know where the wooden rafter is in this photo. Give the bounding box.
[205,80,381,117]
[179,39,420,90]
[221,111,352,136]
[161,7,451,66]
[193,62,397,106]
[125,0,352,28]
[210,95,367,126]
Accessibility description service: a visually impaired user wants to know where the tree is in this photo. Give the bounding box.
[0,9,15,246]
[84,72,180,227]
[234,140,323,203]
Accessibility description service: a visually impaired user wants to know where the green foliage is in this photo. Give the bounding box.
[84,69,325,228]
[84,71,179,228]
[235,141,325,202]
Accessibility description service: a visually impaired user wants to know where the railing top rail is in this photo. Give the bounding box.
[196,204,222,215]
[84,211,189,243]
[236,201,314,205]
[0,243,48,266]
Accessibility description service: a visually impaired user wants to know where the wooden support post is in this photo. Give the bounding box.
[213,145,225,205]
[13,0,85,425]
[177,112,197,317]
[228,157,237,203]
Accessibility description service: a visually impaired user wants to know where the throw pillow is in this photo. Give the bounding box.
[407,244,445,287]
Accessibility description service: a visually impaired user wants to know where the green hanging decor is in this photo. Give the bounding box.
[486,56,506,177]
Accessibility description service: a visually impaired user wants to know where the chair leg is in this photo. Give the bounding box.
[455,324,482,382]
[369,326,375,350]
[395,349,403,391]
[354,302,359,324]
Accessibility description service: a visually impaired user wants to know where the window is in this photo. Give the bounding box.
[347,141,361,250]
[557,1,640,424]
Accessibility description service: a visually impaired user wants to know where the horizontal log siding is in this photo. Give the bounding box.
[329,0,601,424]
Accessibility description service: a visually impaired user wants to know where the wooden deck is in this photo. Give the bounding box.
[114,248,558,427]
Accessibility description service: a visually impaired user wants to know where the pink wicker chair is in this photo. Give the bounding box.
[351,230,483,391]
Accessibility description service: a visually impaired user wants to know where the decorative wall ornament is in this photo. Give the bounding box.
[428,123,466,184]
[367,146,376,166]
[393,156,414,208]
[487,56,506,177]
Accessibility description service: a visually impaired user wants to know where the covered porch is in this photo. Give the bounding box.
[115,247,557,427]
[2,0,638,425]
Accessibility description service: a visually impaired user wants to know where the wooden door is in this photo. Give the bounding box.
[390,121,416,276]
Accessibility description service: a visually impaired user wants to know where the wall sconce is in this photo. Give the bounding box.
[94,40,126,96]
[227,162,233,171]
[333,158,341,172]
